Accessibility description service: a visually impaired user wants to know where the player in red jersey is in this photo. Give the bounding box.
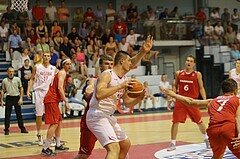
[164,78,240,159]
[167,55,209,151]
[41,59,71,156]
[73,55,114,159]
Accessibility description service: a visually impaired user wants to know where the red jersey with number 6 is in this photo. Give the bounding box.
[208,95,239,127]
[177,70,199,99]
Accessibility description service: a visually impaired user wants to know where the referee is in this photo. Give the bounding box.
[1,66,28,135]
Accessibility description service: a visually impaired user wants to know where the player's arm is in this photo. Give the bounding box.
[26,66,36,99]
[164,89,211,108]
[197,72,207,100]
[229,70,232,78]
[173,71,179,93]
[95,72,130,100]
[1,82,5,107]
[122,90,145,108]
[130,35,153,67]
[58,71,68,103]
[231,103,240,149]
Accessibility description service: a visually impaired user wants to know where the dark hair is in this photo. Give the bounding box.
[60,59,70,69]
[99,54,113,65]
[24,59,30,63]
[186,55,196,63]
[7,66,14,71]
[222,79,237,94]
[114,50,131,64]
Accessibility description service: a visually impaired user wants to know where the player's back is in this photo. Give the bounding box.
[177,70,199,99]
[208,95,239,127]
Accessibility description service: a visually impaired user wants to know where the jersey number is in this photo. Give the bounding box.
[184,85,189,91]
[216,99,229,111]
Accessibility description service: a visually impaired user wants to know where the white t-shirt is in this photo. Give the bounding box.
[0,26,8,37]
[106,8,116,22]
[45,6,57,21]
[214,25,224,36]
[119,42,129,52]
[159,81,170,93]
[126,34,141,46]
[204,26,214,35]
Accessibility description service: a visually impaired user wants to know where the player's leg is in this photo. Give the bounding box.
[105,142,120,159]
[119,138,131,159]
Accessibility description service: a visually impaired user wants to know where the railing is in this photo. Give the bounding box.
[5,19,193,41]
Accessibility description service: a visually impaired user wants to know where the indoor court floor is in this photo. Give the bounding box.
[0,110,237,159]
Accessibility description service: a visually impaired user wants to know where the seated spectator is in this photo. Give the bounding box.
[83,7,96,26]
[169,6,179,18]
[18,48,30,69]
[33,48,43,65]
[62,76,84,118]
[118,5,127,21]
[221,8,231,30]
[36,19,48,39]
[159,8,169,20]
[114,28,125,43]
[210,8,220,24]
[23,37,35,60]
[69,53,87,89]
[231,44,240,62]
[11,22,21,36]
[24,20,34,38]
[36,37,50,53]
[79,21,90,41]
[73,8,83,22]
[51,20,62,37]
[8,29,22,60]
[100,29,114,49]
[203,20,218,45]
[53,31,63,52]
[28,29,38,45]
[113,17,128,37]
[60,36,74,59]
[87,39,99,67]
[75,47,89,77]
[91,20,103,40]
[195,7,206,25]
[138,81,155,112]
[104,36,117,58]
[1,6,15,23]
[126,28,144,50]
[32,0,45,21]
[49,46,58,66]
[141,50,159,75]
[94,4,104,21]
[87,30,98,46]
[225,26,237,46]
[20,59,32,94]
[214,21,225,44]
[231,8,240,24]
[0,20,8,51]
[68,27,82,47]
[17,10,28,21]
[191,19,203,44]
[118,37,135,56]
[128,11,141,28]
[44,32,52,46]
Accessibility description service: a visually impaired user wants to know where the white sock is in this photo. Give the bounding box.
[44,139,51,150]
[203,134,208,140]
[37,130,41,135]
[171,140,176,145]
[55,137,61,147]
[125,153,129,159]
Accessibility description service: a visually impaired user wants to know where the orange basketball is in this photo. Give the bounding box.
[127,80,144,98]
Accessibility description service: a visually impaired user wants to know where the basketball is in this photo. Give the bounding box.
[127,80,144,98]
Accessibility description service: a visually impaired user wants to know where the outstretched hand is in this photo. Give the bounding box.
[163,89,176,97]
[142,35,154,53]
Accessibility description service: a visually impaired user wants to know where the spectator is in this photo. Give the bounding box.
[32,0,45,21]
[100,28,114,48]
[0,21,8,51]
[191,19,203,44]
[91,20,103,40]
[18,48,30,70]
[79,21,90,40]
[20,59,32,95]
[104,36,117,58]
[115,28,125,43]
[128,10,141,28]
[83,7,96,26]
[141,50,159,75]
[231,44,240,62]
[1,6,15,24]
[45,0,57,22]
[75,47,89,76]
[169,6,179,18]
[23,36,35,60]
[143,7,155,38]
[225,26,237,46]
[36,20,48,39]
[53,31,63,52]
[113,17,128,36]
[33,48,43,65]
[17,10,28,21]
[94,4,104,21]
[44,32,52,46]
[24,20,34,38]
[138,81,155,112]
[51,20,62,38]
[210,8,220,24]
[118,37,135,56]
[8,29,22,60]
[11,22,21,36]
[159,8,169,20]
[57,1,69,34]
[1,66,28,135]
[27,3,33,21]
[105,2,116,27]
[126,28,144,50]
[87,39,99,67]
[87,30,98,46]
[36,37,50,53]
[214,20,225,44]
[195,7,206,25]
[203,20,218,45]
[49,46,59,66]
[221,8,231,30]
[68,27,82,47]
[28,29,38,45]
[118,5,127,21]
[232,8,240,24]
[60,36,74,59]
[73,8,83,22]
[127,2,138,21]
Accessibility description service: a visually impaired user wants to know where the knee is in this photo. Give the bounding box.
[105,142,120,155]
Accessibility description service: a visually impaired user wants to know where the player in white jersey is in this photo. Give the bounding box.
[86,35,153,159]
[27,52,56,146]
[229,59,240,97]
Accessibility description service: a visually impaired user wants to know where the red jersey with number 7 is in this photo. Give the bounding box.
[177,70,199,99]
[208,95,239,127]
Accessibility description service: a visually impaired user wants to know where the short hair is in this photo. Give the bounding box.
[186,55,196,63]
[7,66,14,71]
[222,78,237,94]
[99,54,113,65]
[114,51,131,65]
[24,59,30,63]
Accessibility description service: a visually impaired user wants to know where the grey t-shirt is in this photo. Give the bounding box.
[2,77,22,96]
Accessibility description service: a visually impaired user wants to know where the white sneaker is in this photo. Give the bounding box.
[50,137,56,147]
[204,139,210,149]
[37,134,43,146]
[167,143,176,151]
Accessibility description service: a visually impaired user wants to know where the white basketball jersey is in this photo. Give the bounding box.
[33,64,56,91]
[90,69,127,115]
[230,68,240,97]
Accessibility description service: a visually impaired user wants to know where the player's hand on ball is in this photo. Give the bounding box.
[232,137,240,149]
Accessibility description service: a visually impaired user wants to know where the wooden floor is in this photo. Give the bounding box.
[0,110,212,159]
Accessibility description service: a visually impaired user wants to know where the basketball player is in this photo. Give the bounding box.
[167,55,209,151]
[86,36,153,159]
[27,52,56,145]
[41,59,71,156]
[229,59,240,97]
[164,78,240,159]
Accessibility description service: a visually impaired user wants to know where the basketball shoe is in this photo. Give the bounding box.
[204,139,210,149]
[167,143,176,151]
[41,148,56,156]
[37,134,43,146]
[55,145,69,151]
